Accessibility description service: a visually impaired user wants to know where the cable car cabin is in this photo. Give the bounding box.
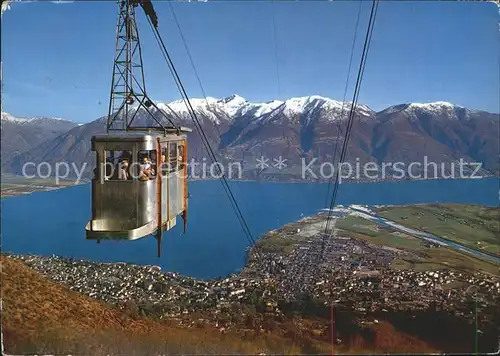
[85,133,188,249]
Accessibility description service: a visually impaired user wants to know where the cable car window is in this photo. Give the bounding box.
[104,150,133,180]
[161,147,168,176]
[178,144,185,170]
[118,150,133,163]
[91,151,98,180]
[138,150,157,180]
[169,142,178,172]
[117,150,132,180]
[104,151,116,180]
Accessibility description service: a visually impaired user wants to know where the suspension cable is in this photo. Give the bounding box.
[145,16,263,261]
[323,0,363,211]
[166,1,256,250]
[167,1,258,230]
[323,0,379,239]
[271,0,281,97]
[167,0,226,138]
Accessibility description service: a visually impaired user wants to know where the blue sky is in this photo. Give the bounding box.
[1,0,498,123]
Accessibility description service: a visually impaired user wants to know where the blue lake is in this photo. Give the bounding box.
[1,178,498,279]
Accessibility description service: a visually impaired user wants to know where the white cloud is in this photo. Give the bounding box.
[1,0,74,14]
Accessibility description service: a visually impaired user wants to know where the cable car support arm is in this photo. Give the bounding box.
[106,0,181,134]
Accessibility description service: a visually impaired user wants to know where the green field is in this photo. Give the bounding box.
[335,216,423,250]
[257,235,298,254]
[256,221,315,254]
[255,207,499,276]
[255,217,330,255]
[375,204,500,256]
[336,212,500,277]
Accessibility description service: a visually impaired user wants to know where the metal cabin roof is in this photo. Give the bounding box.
[92,131,189,143]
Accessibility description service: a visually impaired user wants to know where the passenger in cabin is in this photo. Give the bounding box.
[105,157,114,180]
[140,156,151,170]
[139,156,152,181]
[178,146,184,169]
[120,150,132,162]
[139,171,148,181]
[118,160,129,180]
[161,154,168,175]
[149,153,157,176]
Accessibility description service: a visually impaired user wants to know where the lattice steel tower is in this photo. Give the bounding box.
[106,0,171,132]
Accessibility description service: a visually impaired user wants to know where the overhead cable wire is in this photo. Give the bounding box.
[145,16,263,260]
[313,0,380,290]
[167,0,226,139]
[323,0,363,212]
[271,0,281,97]
[323,0,379,239]
[167,0,258,258]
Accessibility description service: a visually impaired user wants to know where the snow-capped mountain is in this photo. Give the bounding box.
[153,94,374,125]
[407,101,461,113]
[1,112,78,159]
[1,112,25,123]
[2,97,498,180]
[1,112,74,125]
[373,102,499,176]
[251,95,374,128]
[155,94,282,124]
[378,101,470,118]
[278,95,373,119]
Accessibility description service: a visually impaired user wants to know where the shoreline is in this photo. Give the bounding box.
[2,203,500,353]
[2,174,498,199]
[0,180,82,198]
[3,238,500,353]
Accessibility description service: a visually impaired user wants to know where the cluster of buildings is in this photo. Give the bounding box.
[245,226,499,318]
[5,215,499,331]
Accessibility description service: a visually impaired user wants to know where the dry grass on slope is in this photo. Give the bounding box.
[0,255,295,355]
[0,255,442,355]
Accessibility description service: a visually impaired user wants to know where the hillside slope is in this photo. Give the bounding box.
[1,112,78,159]
[0,255,288,355]
[1,255,443,355]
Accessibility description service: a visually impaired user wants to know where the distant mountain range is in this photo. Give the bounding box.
[2,95,498,181]
[1,112,79,158]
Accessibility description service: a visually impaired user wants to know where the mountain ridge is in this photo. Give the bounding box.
[2,96,498,180]
[1,112,79,159]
